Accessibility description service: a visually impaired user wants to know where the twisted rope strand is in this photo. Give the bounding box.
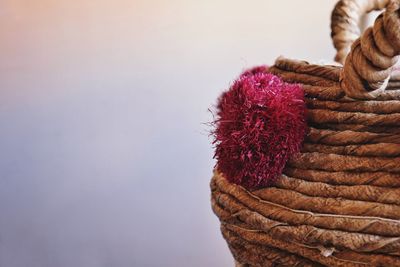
[331,0,390,64]
[341,0,400,99]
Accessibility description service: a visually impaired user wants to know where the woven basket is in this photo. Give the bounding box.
[211,0,400,266]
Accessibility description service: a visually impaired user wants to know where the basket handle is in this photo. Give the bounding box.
[331,0,389,64]
[338,0,400,99]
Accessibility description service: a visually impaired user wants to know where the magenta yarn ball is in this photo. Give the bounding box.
[213,66,307,189]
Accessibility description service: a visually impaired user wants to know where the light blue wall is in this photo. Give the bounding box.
[0,1,337,266]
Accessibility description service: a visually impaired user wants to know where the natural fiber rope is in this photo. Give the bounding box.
[211,173,400,236]
[341,0,400,99]
[212,2,400,264]
[211,173,400,266]
[217,193,400,255]
[331,0,389,64]
[269,57,400,100]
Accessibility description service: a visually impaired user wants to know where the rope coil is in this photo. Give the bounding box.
[338,0,400,99]
[331,0,390,64]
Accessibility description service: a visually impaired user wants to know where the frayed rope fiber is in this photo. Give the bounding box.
[213,66,307,190]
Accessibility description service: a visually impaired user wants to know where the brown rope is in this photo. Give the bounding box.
[331,0,389,64]
[212,2,400,264]
[341,0,400,99]
[283,167,400,188]
[212,172,400,236]
[211,173,400,265]
[270,57,400,101]
[288,152,400,173]
[217,195,400,255]
[302,142,400,157]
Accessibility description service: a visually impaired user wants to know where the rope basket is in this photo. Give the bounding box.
[211,0,400,266]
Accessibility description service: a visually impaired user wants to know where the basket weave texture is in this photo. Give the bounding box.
[211,0,400,266]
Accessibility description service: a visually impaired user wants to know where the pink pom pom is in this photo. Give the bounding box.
[213,66,307,189]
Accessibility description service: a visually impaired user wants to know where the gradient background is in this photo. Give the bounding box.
[0,1,341,266]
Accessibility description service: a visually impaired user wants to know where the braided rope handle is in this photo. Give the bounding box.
[333,0,400,99]
[331,0,389,64]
